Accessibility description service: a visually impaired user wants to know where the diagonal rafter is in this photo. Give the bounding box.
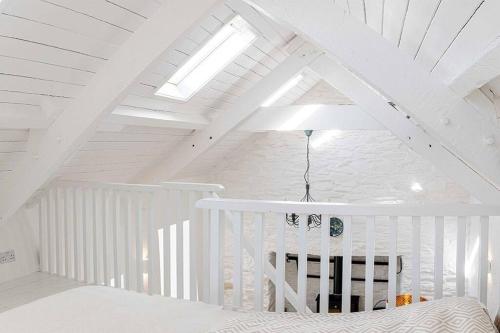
[244,0,500,203]
[0,0,222,220]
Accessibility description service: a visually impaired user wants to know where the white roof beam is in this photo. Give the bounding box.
[106,107,209,130]
[238,104,384,131]
[0,0,221,220]
[246,0,500,202]
[135,42,322,183]
[449,39,500,97]
[310,55,500,203]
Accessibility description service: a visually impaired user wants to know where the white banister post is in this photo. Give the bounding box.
[275,215,286,313]
[434,216,444,300]
[54,187,60,276]
[209,208,221,305]
[254,213,264,311]
[411,216,421,303]
[319,214,330,314]
[364,216,375,312]
[102,189,108,286]
[232,211,243,309]
[38,197,44,272]
[479,216,489,304]
[456,216,467,297]
[297,214,308,313]
[73,188,79,281]
[341,216,352,313]
[63,188,70,277]
[388,216,398,308]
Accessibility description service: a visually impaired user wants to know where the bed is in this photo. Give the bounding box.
[0,286,497,333]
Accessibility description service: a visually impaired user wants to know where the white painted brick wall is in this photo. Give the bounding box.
[175,130,498,311]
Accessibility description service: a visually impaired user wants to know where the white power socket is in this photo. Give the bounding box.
[0,250,15,264]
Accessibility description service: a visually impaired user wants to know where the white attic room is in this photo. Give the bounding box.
[0,0,500,332]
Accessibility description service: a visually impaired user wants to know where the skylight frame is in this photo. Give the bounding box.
[155,15,257,102]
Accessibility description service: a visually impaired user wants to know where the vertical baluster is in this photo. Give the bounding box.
[175,191,184,299]
[297,214,308,313]
[163,190,171,297]
[218,210,225,305]
[55,187,60,275]
[201,192,210,303]
[188,191,198,301]
[388,216,398,308]
[47,190,53,274]
[275,215,286,313]
[102,189,108,286]
[412,216,421,303]
[147,193,155,295]
[342,216,352,313]
[232,211,243,309]
[434,216,444,300]
[73,188,79,281]
[479,216,489,304]
[319,214,330,314]
[92,189,98,283]
[38,198,45,272]
[63,188,69,277]
[124,193,131,290]
[254,213,264,311]
[365,216,375,312]
[209,209,220,305]
[456,216,466,297]
[82,188,89,283]
[136,193,143,293]
[112,191,120,288]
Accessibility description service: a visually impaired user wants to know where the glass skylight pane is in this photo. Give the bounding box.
[156,15,256,101]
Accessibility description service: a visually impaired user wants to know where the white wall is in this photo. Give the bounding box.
[0,209,38,284]
[175,130,500,310]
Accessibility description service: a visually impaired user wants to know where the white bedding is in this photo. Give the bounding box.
[0,286,244,333]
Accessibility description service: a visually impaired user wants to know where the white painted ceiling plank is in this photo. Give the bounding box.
[0,0,221,220]
[246,0,500,202]
[398,0,441,58]
[310,55,500,203]
[414,0,484,72]
[135,42,322,183]
[2,0,131,45]
[0,105,48,129]
[382,0,409,47]
[364,0,384,34]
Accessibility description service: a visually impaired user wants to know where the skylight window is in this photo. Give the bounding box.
[155,16,257,101]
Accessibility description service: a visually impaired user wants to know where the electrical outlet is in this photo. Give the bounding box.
[0,250,15,264]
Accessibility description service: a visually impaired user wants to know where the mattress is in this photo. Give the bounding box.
[0,286,244,333]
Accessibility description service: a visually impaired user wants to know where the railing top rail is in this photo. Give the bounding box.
[161,182,224,193]
[196,198,500,217]
[54,180,161,192]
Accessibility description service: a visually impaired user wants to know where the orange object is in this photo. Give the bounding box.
[396,294,427,306]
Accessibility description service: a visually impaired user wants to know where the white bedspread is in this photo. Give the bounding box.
[212,297,498,333]
[0,286,243,333]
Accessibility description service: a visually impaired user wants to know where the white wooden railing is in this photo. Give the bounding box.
[196,198,500,314]
[33,182,499,315]
[34,180,224,301]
